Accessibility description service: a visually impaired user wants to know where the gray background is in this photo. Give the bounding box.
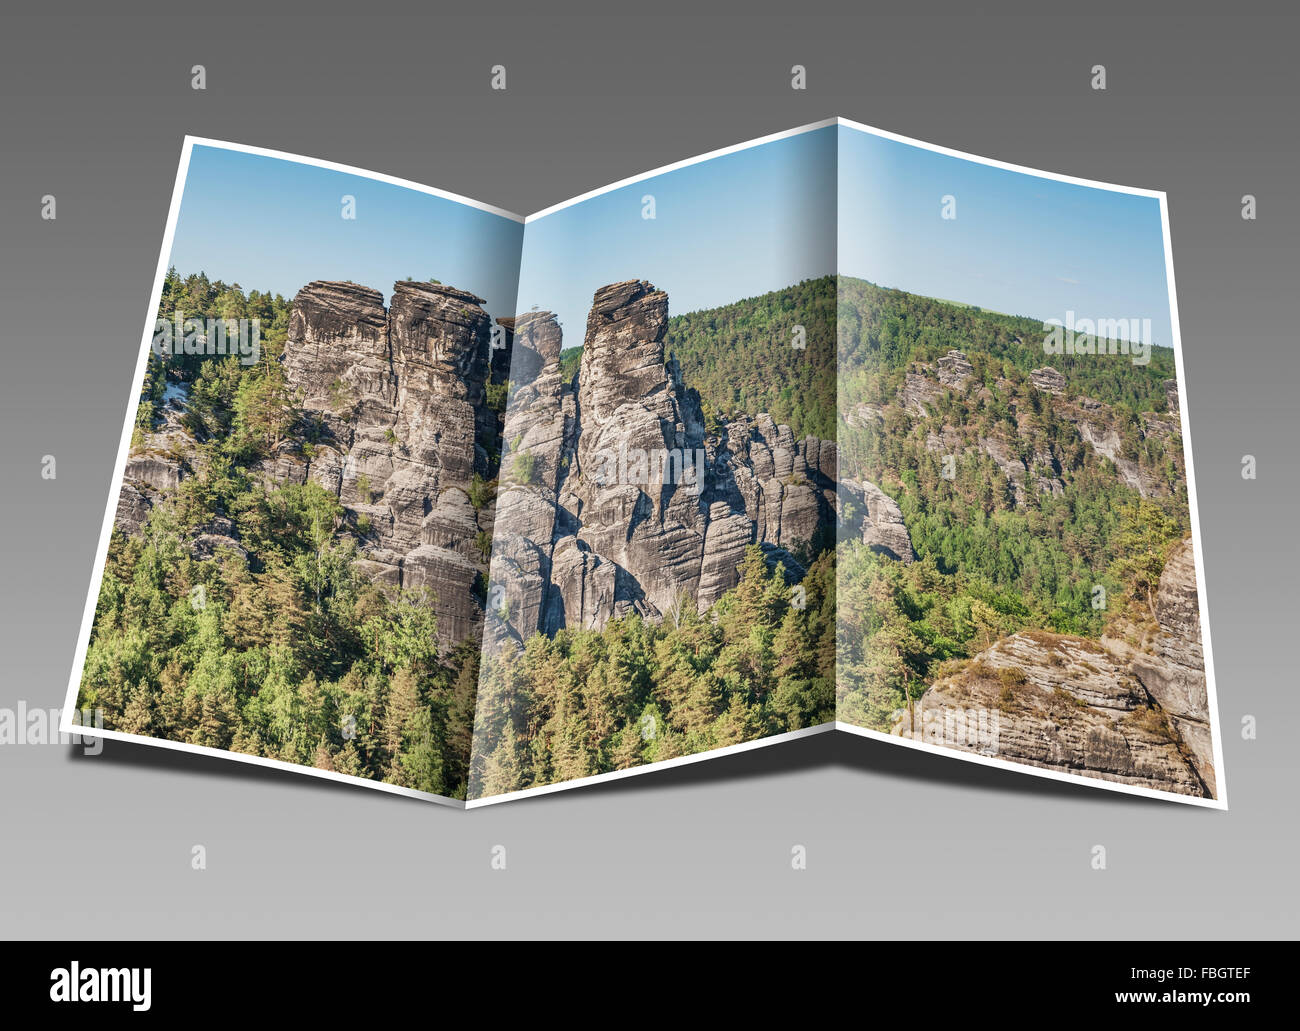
[0,0,1294,939]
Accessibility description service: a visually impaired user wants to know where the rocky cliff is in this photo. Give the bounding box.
[896,351,1183,504]
[893,536,1213,796]
[486,280,839,648]
[116,279,503,652]
[282,280,500,648]
[1101,537,1215,794]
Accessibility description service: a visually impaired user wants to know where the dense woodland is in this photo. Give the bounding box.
[835,277,1190,731]
[836,276,1178,415]
[85,272,479,796]
[86,269,1188,791]
[666,276,837,439]
[558,277,837,440]
[470,548,834,797]
[86,271,839,798]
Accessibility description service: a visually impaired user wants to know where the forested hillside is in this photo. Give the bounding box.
[87,271,841,800]
[83,272,488,797]
[554,276,837,440]
[87,267,1210,799]
[471,548,834,797]
[836,276,1176,415]
[834,277,1211,798]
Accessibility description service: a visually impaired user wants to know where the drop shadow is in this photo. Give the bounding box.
[70,728,1195,811]
[568,729,1162,809]
[66,735,431,806]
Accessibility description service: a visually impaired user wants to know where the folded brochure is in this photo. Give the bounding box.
[62,118,1226,808]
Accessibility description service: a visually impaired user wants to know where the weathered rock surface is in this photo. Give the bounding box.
[936,349,974,388]
[114,481,153,537]
[839,478,914,563]
[898,368,943,416]
[277,280,500,650]
[1030,366,1066,394]
[484,280,837,649]
[1102,537,1214,795]
[123,454,182,491]
[894,538,1216,799]
[894,629,1209,796]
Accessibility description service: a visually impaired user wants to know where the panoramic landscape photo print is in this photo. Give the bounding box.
[63,139,525,804]
[59,120,1224,810]
[470,123,840,801]
[834,121,1224,804]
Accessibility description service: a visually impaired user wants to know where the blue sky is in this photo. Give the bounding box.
[168,132,1173,354]
[516,126,837,345]
[838,125,1173,347]
[168,145,524,321]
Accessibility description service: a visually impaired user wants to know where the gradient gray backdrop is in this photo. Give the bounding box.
[0,0,1294,939]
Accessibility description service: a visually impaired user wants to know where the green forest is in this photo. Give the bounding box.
[470,547,834,797]
[557,277,838,440]
[836,276,1177,415]
[835,277,1190,731]
[83,272,479,796]
[86,268,1186,794]
[666,276,837,439]
[86,270,840,800]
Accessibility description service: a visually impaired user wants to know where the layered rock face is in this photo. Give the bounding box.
[935,349,974,388]
[895,536,1214,796]
[894,629,1206,795]
[568,282,709,620]
[116,279,502,653]
[486,280,837,648]
[284,281,497,649]
[838,478,914,563]
[1030,366,1066,394]
[1103,538,1214,794]
[901,354,1180,504]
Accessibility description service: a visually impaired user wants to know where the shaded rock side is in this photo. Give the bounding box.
[838,478,914,563]
[1102,537,1214,795]
[280,280,498,651]
[483,280,837,648]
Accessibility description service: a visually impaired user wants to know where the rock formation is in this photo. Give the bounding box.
[839,479,914,563]
[116,279,504,653]
[283,280,499,649]
[893,629,1206,795]
[1102,537,1214,794]
[1030,365,1066,394]
[485,280,838,648]
[935,349,974,388]
[895,536,1214,796]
